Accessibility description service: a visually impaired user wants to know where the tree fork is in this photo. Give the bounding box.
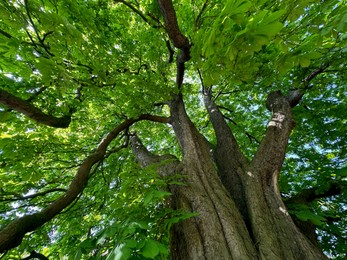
[136,94,258,259]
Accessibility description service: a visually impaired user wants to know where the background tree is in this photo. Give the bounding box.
[0,0,346,259]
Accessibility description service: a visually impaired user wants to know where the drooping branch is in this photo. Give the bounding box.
[0,89,71,128]
[0,114,169,253]
[252,91,295,190]
[158,0,190,88]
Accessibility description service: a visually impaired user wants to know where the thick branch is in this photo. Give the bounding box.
[158,0,190,88]
[286,182,343,205]
[203,89,248,219]
[203,89,247,167]
[158,0,189,49]
[252,91,295,189]
[131,135,163,167]
[130,135,178,171]
[0,89,71,128]
[169,94,209,155]
[0,114,168,253]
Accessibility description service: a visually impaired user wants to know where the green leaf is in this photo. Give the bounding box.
[109,244,131,260]
[299,56,311,67]
[73,249,82,260]
[0,111,11,122]
[141,240,160,258]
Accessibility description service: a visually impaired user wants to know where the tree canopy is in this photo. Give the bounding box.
[0,0,346,259]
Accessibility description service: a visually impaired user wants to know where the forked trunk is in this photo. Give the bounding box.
[132,93,328,259]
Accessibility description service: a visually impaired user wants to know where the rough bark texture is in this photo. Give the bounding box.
[131,92,328,259]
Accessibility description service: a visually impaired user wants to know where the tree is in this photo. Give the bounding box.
[0,0,346,259]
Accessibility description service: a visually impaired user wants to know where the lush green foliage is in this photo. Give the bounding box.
[1,0,346,259]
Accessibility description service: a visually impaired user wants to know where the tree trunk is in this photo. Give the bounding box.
[132,92,328,259]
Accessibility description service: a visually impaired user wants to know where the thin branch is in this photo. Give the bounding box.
[0,88,71,128]
[24,0,54,56]
[287,63,331,108]
[302,63,330,86]
[0,28,13,39]
[222,114,237,126]
[26,86,48,102]
[0,188,66,202]
[115,0,160,28]
[194,0,209,30]
[218,105,234,114]
[245,131,260,144]
[166,40,175,63]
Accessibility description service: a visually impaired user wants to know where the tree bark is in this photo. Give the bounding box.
[132,92,328,259]
[0,88,71,128]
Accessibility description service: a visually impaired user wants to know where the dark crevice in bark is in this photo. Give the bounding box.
[292,216,319,247]
[0,88,71,128]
